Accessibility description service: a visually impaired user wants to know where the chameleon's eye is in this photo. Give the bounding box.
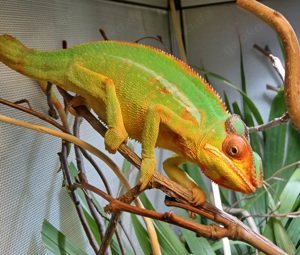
[222,135,247,159]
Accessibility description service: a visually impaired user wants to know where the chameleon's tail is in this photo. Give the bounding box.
[0,34,28,74]
[0,34,66,82]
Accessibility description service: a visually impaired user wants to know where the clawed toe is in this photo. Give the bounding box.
[104,127,128,153]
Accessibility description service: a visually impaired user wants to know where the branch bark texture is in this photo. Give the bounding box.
[236,0,300,131]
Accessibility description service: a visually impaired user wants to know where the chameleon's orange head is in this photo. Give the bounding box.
[199,115,263,194]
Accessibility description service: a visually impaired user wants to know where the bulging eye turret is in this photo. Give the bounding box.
[222,135,247,159]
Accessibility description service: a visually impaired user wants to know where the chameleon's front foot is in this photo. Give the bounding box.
[104,127,128,153]
[190,184,206,207]
[139,157,156,190]
[187,184,206,219]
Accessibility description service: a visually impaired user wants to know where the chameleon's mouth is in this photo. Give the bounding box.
[203,143,256,193]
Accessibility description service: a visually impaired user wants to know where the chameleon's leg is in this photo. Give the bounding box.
[139,105,199,195]
[163,155,206,206]
[139,105,177,190]
[66,63,128,153]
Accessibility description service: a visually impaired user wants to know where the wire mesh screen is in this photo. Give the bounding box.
[0,0,170,253]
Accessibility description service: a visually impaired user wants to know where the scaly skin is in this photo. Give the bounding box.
[0,34,263,205]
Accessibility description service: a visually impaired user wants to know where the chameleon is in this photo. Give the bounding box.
[0,34,263,205]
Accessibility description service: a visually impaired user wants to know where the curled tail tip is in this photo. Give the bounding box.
[0,34,27,70]
[0,34,25,48]
[0,34,16,42]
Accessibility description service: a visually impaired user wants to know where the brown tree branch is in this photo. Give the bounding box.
[74,183,229,240]
[37,80,71,132]
[59,144,100,253]
[236,0,300,131]
[0,97,68,133]
[248,112,290,133]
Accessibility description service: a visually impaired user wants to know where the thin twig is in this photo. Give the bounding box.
[45,81,59,119]
[98,212,122,255]
[245,211,300,219]
[253,44,285,82]
[117,222,139,255]
[0,97,68,133]
[14,98,33,110]
[226,207,259,233]
[79,147,113,195]
[75,183,229,240]
[37,80,70,132]
[248,112,290,133]
[265,160,300,182]
[114,227,126,255]
[59,145,100,252]
[99,29,109,41]
[73,117,112,254]
[266,84,281,92]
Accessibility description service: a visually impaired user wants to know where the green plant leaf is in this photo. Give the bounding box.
[263,90,287,183]
[265,193,296,254]
[42,220,88,255]
[122,142,135,176]
[263,218,275,243]
[244,110,262,157]
[194,66,264,127]
[82,207,102,244]
[211,240,253,252]
[232,101,243,117]
[285,122,300,165]
[286,213,300,247]
[138,193,189,255]
[181,228,215,255]
[238,35,246,94]
[179,211,215,255]
[243,188,266,213]
[223,92,232,113]
[279,167,300,223]
[131,214,152,254]
[273,218,296,255]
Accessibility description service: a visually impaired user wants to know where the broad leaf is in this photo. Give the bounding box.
[42,220,88,255]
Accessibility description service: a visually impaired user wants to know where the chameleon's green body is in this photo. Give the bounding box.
[0,35,263,204]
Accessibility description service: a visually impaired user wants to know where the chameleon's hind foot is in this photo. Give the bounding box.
[104,127,128,153]
[138,157,156,190]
